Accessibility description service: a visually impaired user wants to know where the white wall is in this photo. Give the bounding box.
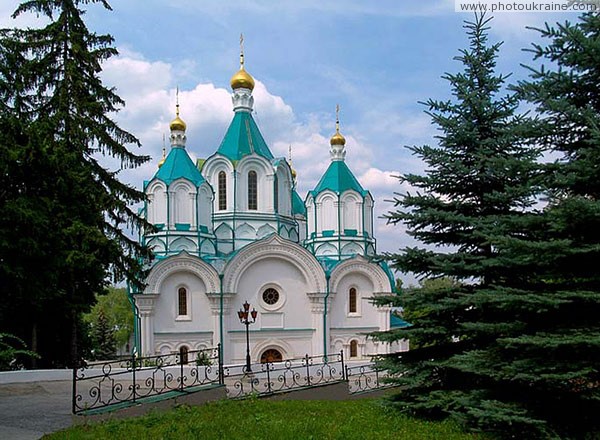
[154,271,212,335]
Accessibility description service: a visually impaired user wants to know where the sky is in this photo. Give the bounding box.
[1,0,583,284]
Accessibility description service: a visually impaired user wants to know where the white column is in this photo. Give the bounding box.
[189,191,197,228]
[134,294,158,356]
[168,190,175,229]
[265,174,275,212]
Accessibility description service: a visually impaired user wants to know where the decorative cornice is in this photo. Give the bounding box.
[205,291,236,315]
[134,293,158,313]
[306,291,336,313]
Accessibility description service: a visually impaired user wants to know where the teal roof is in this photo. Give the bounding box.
[311,160,367,197]
[216,111,274,161]
[153,147,205,187]
[292,189,306,216]
[391,312,411,328]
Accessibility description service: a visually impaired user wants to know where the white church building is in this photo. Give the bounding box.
[133,48,405,365]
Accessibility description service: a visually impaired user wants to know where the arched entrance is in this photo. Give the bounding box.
[260,348,283,363]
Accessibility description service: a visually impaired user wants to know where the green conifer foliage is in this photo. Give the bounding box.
[373,15,563,438]
[92,309,116,360]
[0,0,151,367]
[507,13,600,438]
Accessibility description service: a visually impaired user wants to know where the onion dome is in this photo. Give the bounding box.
[230,34,255,91]
[158,146,166,168]
[230,66,255,91]
[291,167,297,180]
[170,110,186,132]
[330,105,346,146]
[330,129,346,146]
[170,87,186,132]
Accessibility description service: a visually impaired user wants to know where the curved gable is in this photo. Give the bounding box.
[145,252,220,294]
[329,256,391,294]
[223,234,326,293]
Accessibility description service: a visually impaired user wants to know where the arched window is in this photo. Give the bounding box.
[179,346,189,365]
[178,287,187,316]
[349,287,357,313]
[248,170,257,210]
[274,174,279,212]
[350,340,358,358]
[260,348,283,364]
[218,171,227,211]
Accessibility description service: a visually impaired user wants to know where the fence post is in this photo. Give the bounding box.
[218,343,224,386]
[340,350,346,381]
[266,362,272,394]
[375,365,379,388]
[305,354,311,386]
[132,354,137,403]
[180,352,184,392]
[71,365,77,414]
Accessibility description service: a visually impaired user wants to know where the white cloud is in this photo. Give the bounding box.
[168,0,454,18]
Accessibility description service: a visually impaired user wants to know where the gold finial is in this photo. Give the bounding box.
[230,33,255,90]
[330,104,346,146]
[170,87,187,132]
[288,144,297,180]
[158,134,167,168]
[240,33,245,69]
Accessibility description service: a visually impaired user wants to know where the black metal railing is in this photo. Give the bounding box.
[224,351,346,398]
[346,363,391,394]
[72,345,222,414]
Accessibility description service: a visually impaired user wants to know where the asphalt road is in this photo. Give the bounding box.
[0,381,73,439]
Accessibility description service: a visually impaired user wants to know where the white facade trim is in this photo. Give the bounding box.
[223,234,326,293]
[144,252,220,294]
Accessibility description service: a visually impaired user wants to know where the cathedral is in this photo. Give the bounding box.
[133,46,405,364]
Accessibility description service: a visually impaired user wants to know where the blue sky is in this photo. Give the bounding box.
[1,0,582,284]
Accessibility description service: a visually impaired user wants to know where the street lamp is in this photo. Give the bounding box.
[237,301,258,373]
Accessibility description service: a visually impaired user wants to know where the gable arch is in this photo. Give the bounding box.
[223,234,326,293]
[201,155,234,181]
[145,252,220,294]
[329,256,391,294]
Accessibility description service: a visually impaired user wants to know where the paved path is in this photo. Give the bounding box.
[0,381,72,440]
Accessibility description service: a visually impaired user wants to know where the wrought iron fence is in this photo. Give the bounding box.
[224,351,346,398]
[72,345,222,414]
[346,363,391,394]
[73,347,393,413]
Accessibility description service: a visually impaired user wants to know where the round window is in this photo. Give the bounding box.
[262,288,279,305]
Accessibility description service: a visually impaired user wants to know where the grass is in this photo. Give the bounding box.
[47,398,484,440]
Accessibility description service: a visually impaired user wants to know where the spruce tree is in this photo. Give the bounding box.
[92,309,116,360]
[373,15,557,438]
[506,13,600,438]
[0,0,151,367]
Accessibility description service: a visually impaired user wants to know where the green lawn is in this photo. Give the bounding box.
[47,398,483,440]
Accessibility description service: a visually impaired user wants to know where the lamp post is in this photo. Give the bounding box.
[237,301,257,373]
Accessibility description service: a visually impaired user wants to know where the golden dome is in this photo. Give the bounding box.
[230,66,255,91]
[330,129,346,146]
[170,88,186,132]
[231,34,255,90]
[170,115,186,132]
[330,104,346,146]
[291,168,297,179]
[158,156,166,168]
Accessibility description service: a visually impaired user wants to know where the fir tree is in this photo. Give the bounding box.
[505,13,600,438]
[373,15,558,438]
[0,0,151,367]
[92,309,116,360]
